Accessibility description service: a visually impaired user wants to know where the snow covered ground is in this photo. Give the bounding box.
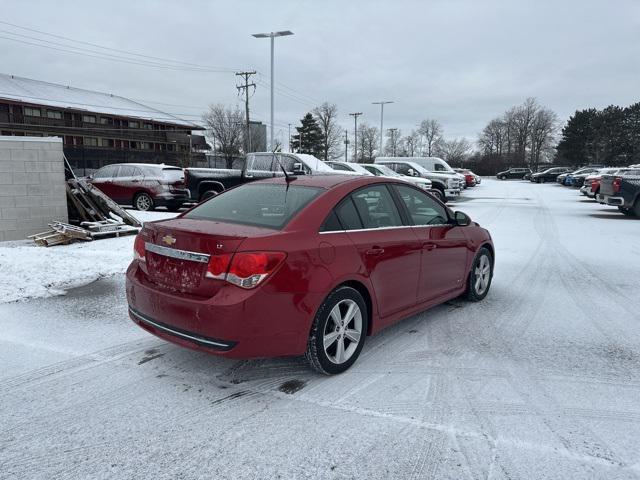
[1,180,639,479]
[0,209,176,304]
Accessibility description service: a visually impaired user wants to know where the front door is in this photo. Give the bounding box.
[392,184,469,302]
[339,184,422,318]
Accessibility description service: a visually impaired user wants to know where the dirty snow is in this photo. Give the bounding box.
[1,180,640,479]
[0,209,176,304]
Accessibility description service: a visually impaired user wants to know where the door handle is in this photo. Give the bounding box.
[132,179,140,183]
[423,242,437,251]
[366,247,385,256]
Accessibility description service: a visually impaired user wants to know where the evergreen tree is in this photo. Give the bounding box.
[291,113,323,156]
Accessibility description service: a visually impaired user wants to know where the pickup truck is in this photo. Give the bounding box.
[597,168,640,216]
[374,157,463,199]
[184,152,336,201]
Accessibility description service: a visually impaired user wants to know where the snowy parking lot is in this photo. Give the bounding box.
[1,179,639,479]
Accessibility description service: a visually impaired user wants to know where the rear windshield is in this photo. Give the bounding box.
[162,168,184,182]
[183,183,323,229]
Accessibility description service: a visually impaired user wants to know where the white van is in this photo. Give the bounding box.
[375,157,463,199]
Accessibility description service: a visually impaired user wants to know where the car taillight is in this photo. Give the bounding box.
[205,251,286,289]
[133,235,146,262]
[613,176,622,193]
[205,253,232,280]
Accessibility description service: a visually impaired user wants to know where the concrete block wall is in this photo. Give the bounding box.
[0,136,68,241]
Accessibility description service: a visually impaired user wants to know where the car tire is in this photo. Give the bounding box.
[430,189,445,203]
[465,247,493,302]
[499,175,506,180]
[619,206,635,217]
[305,286,368,375]
[166,205,182,212]
[634,199,640,217]
[199,190,218,202]
[133,192,154,211]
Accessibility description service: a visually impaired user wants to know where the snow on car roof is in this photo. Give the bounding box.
[0,73,199,128]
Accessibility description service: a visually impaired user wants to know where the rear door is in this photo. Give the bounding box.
[90,165,119,199]
[392,184,469,302]
[112,164,138,203]
[340,184,422,318]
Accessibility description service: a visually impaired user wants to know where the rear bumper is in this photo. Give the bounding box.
[597,194,624,206]
[580,185,595,197]
[154,193,189,208]
[125,262,319,359]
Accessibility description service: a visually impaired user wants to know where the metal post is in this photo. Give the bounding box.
[372,101,393,157]
[270,36,274,151]
[344,129,348,161]
[349,112,362,162]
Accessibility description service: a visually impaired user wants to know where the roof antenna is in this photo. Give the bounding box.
[271,151,296,184]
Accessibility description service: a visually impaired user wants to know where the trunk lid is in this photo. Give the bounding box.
[141,218,271,297]
[599,175,616,196]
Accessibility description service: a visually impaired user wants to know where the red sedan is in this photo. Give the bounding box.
[126,174,494,374]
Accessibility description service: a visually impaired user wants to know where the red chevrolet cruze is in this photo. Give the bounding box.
[126,174,494,374]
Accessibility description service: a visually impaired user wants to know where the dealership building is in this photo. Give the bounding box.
[0,73,208,174]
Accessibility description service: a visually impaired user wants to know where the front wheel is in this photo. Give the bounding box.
[499,175,506,180]
[133,192,154,211]
[430,189,445,203]
[305,286,368,375]
[465,247,493,301]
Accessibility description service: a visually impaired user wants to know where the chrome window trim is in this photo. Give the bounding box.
[145,242,210,263]
[319,224,450,234]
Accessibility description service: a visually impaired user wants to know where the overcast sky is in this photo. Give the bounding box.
[3,0,640,147]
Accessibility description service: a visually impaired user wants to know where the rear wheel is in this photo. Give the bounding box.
[499,175,506,180]
[199,190,218,202]
[305,286,368,375]
[465,247,493,301]
[619,206,636,217]
[134,192,154,211]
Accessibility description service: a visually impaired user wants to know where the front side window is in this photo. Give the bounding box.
[351,185,403,229]
[434,164,447,171]
[183,184,322,230]
[329,163,352,172]
[94,165,118,178]
[118,165,136,177]
[394,163,412,176]
[394,184,449,226]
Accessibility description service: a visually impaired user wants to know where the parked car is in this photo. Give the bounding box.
[530,167,572,183]
[596,168,640,216]
[562,167,602,187]
[88,163,189,211]
[361,163,444,201]
[580,168,622,198]
[496,167,531,180]
[454,168,477,187]
[126,175,494,373]
[184,152,337,202]
[374,157,463,200]
[325,161,374,176]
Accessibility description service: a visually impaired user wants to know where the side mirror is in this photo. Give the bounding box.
[454,211,471,226]
[292,162,306,175]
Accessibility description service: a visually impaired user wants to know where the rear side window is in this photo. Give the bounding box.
[351,185,403,229]
[335,198,363,230]
[183,183,322,230]
[320,211,343,232]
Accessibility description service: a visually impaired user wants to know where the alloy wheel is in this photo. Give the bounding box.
[136,194,152,211]
[323,299,362,365]
[474,254,491,295]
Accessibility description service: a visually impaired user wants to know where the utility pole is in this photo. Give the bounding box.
[344,129,349,161]
[388,128,398,156]
[236,71,256,153]
[288,123,291,152]
[372,101,393,157]
[349,112,362,162]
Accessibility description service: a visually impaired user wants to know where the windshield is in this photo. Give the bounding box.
[366,164,399,177]
[183,183,323,229]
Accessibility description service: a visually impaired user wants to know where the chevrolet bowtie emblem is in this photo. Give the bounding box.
[216,243,224,249]
[162,235,176,246]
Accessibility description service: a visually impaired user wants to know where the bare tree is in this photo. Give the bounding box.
[400,130,420,156]
[512,98,539,165]
[356,123,379,162]
[529,108,558,170]
[203,104,244,168]
[313,102,342,161]
[384,128,401,156]
[435,137,472,165]
[418,119,443,156]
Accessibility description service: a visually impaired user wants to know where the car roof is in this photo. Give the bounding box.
[253,173,397,190]
[98,163,179,169]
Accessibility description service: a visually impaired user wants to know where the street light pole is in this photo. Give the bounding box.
[252,30,294,151]
[349,112,362,162]
[372,101,393,157]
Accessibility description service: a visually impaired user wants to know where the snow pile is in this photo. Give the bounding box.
[0,210,176,304]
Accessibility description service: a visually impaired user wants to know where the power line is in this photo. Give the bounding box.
[0,20,238,72]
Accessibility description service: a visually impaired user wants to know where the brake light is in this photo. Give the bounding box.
[133,235,146,262]
[206,251,286,289]
[205,253,232,280]
[613,176,622,193]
